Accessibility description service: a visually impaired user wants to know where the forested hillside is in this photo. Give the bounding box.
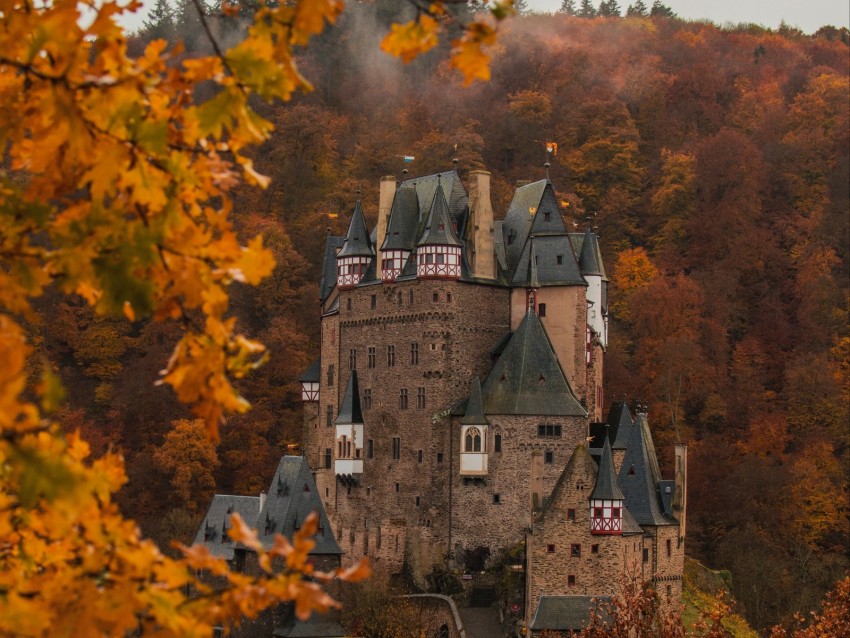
[43,3,847,633]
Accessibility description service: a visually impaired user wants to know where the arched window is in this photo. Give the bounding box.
[464,427,482,452]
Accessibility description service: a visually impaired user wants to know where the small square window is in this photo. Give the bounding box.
[437,453,444,463]
[568,575,576,588]
[594,507,603,517]
[556,255,563,264]
[567,508,576,521]
[571,544,581,558]
[612,507,621,517]
[432,292,439,302]
[538,303,546,317]
[591,544,599,555]
[544,450,554,464]
[493,494,501,504]
[547,544,555,554]
[447,293,452,302]
[544,212,551,222]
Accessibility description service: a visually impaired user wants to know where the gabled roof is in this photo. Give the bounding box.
[531,595,610,631]
[337,200,374,258]
[542,445,599,517]
[618,414,675,527]
[480,310,586,416]
[319,236,345,303]
[401,171,469,224]
[381,186,420,251]
[192,495,261,559]
[461,377,489,425]
[578,227,607,279]
[529,183,569,236]
[336,371,363,425]
[608,401,634,450]
[417,180,462,247]
[591,436,624,501]
[257,456,342,554]
[299,357,320,383]
[510,235,586,287]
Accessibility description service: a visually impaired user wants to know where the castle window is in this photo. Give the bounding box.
[628,465,636,475]
[667,585,672,599]
[363,389,372,410]
[418,449,423,463]
[568,575,576,588]
[366,487,370,496]
[395,483,400,493]
[399,388,408,410]
[410,342,419,365]
[327,365,334,387]
[556,254,563,264]
[409,290,414,303]
[392,437,401,459]
[415,496,420,506]
[544,212,551,222]
[432,291,439,302]
[592,544,599,555]
[347,298,352,311]
[594,507,603,517]
[436,253,445,265]
[387,345,395,367]
[568,508,576,521]
[446,293,452,302]
[538,424,562,437]
[571,544,581,558]
[493,494,501,504]
[367,439,374,458]
[643,548,649,563]
[494,434,502,453]
[349,349,357,370]
[544,450,554,464]
[612,507,621,517]
[367,347,376,368]
[371,294,376,310]
[437,452,444,463]
[538,303,546,317]
[667,539,672,558]
[417,387,426,409]
[324,448,331,469]
[326,405,333,427]
[464,427,482,452]
[398,291,403,305]
[547,544,555,553]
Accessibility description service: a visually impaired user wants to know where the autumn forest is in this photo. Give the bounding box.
[26,1,849,634]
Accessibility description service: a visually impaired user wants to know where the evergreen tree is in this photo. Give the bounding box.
[559,0,577,14]
[626,0,648,16]
[142,0,175,42]
[577,0,597,18]
[650,0,676,17]
[174,0,210,51]
[598,0,622,17]
[513,0,530,15]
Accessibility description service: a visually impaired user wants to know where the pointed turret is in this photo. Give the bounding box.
[578,227,608,347]
[380,187,419,281]
[608,401,634,473]
[416,178,462,279]
[337,200,374,289]
[618,412,675,527]
[334,371,364,479]
[590,434,625,535]
[461,377,489,425]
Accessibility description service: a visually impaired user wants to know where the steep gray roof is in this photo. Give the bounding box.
[417,181,462,247]
[193,495,261,559]
[461,377,489,425]
[257,456,342,554]
[501,180,546,275]
[335,371,363,425]
[401,171,469,224]
[618,414,675,527]
[608,401,634,450]
[319,236,344,303]
[299,357,320,383]
[337,200,374,258]
[591,436,624,501]
[531,596,610,631]
[542,445,598,517]
[480,310,586,416]
[510,235,586,287]
[578,227,607,279]
[381,187,420,251]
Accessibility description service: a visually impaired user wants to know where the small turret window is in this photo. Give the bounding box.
[464,427,482,452]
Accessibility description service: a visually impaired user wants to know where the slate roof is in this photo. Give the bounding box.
[480,310,586,417]
[257,457,342,554]
[401,171,469,225]
[336,371,363,425]
[501,180,547,275]
[417,181,462,247]
[193,495,261,559]
[530,595,610,631]
[511,235,586,287]
[299,357,320,383]
[337,200,374,258]
[381,186,420,251]
[591,435,624,501]
[618,414,676,527]
[319,236,345,303]
[542,445,599,517]
[461,377,489,425]
[608,401,634,450]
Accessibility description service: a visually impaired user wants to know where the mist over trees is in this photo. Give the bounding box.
[75,4,848,633]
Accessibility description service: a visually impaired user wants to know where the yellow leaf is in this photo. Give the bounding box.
[380,14,440,64]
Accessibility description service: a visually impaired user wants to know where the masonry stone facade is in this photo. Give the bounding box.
[297,169,687,635]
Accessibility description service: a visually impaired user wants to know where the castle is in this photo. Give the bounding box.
[293,167,687,633]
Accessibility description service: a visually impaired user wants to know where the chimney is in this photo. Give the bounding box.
[467,170,496,280]
[673,444,687,542]
[259,491,266,511]
[376,175,396,277]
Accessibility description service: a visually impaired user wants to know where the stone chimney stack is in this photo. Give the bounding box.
[673,443,687,542]
[376,175,396,275]
[467,170,496,280]
[259,491,266,511]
